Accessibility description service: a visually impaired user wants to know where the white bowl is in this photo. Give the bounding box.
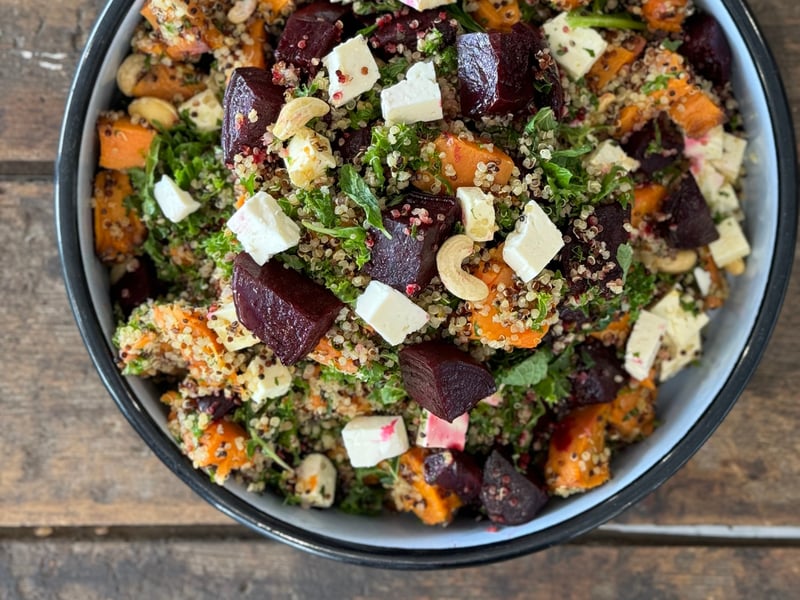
[56,0,797,567]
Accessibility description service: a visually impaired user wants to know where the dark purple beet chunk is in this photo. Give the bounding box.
[399,341,496,422]
[569,340,625,407]
[681,12,732,87]
[335,128,371,163]
[274,2,349,76]
[423,449,483,505]
[480,449,548,525]
[196,393,238,421]
[661,174,720,248]
[222,67,286,165]
[457,28,534,117]
[516,23,565,120]
[369,8,457,56]
[232,253,344,365]
[622,113,685,175]
[363,192,459,295]
[111,256,161,317]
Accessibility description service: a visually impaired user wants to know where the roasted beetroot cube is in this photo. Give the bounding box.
[424,449,483,505]
[515,23,565,120]
[661,174,720,248]
[363,192,459,295]
[622,113,684,175]
[335,128,371,163]
[111,256,162,317]
[480,449,548,525]
[369,8,457,56]
[222,67,286,165]
[569,340,625,407]
[274,1,350,76]
[681,12,732,87]
[196,392,239,421]
[232,253,344,365]
[399,341,496,422]
[457,28,534,117]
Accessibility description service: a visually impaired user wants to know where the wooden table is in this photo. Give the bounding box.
[2,0,799,597]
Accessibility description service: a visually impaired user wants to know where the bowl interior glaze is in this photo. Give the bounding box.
[56,0,797,567]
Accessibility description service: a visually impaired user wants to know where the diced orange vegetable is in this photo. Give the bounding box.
[415,133,515,193]
[590,313,631,347]
[151,303,231,386]
[468,247,549,350]
[642,0,688,33]
[141,0,224,60]
[195,420,251,482]
[545,403,611,497]
[308,337,359,375]
[607,383,657,443]
[239,19,267,70]
[631,182,668,228]
[586,36,646,92]
[130,61,206,102]
[550,0,591,9]
[92,170,146,263]
[392,448,462,526]
[615,104,647,137]
[262,0,293,23]
[97,114,156,170]
[700,250,728,309]
[469,0,521,33]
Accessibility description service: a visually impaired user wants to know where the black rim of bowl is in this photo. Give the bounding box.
[56,0,797,569]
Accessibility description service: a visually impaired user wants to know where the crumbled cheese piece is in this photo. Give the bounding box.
[322,35,380,108]
[240,355,292,405]
[398,0,456,10]
[542,12,608,80]
[456,187,495,242]
[354,280,429,346]
[650,289,710,349]
[226,191,300,265]
[416,409,469,451]
[693,266,712,297]
[660,331,702,382]
[710,132,748,183]
[207,292,260,351]
[295,453,337,508]
[502,200,564,283]
[284,126,337,189]
[380,61,443,124]
[588,139,640,173]
[684,126,725,162]
[624,310,668,381]
[178,89,223,133]
[153,174,201,223]
[708,217,751,267]
[342,416,410,468]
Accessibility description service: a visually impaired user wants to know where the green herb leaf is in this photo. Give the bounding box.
[339,165,391,238]
[524,107,557,135]
[566,11,646,31]
[498,351,550,387]
[302,221,372,268]
[446,2,485,33]
[616,243,633,285]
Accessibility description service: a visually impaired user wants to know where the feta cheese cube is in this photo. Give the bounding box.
[399,0,455,10]
[295,453,337,508]
[659,331,702,382]
[710,132,747,183]
[588,139,640,173]
[284,126,337,189]
[354,280,429,345]
[707,182,741,218]
[650,289,709,349]
[416,409,469,451]
[693,266,712,296]
[542,12,608,80]
[226,191,301,265]
[240,355,292,405]
[380,61,443,124]
[502,200,564,283]
[690,159,726,203]
[708,216,751,267]
[178,89,223,133]
[153,174,201,223]
[342,415,410,468]
[322,35,380,108]
[456,187,496,242]
[207,290,260,351]
[684,126,725,162]
[624,310,668,381]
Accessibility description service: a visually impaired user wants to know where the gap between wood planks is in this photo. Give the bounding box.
[2,524,800,547]
[0,162,55,180]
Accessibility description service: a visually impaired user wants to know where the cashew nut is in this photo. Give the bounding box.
[228,0,257,24]
[271,97,330,141]
[724,257,746,276]
[436,235,490,302]
[116,53,147,97]
[128,97,180,129]
[653,249,698,274]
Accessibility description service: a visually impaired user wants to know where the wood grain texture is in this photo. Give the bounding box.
[1,539,799,600]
